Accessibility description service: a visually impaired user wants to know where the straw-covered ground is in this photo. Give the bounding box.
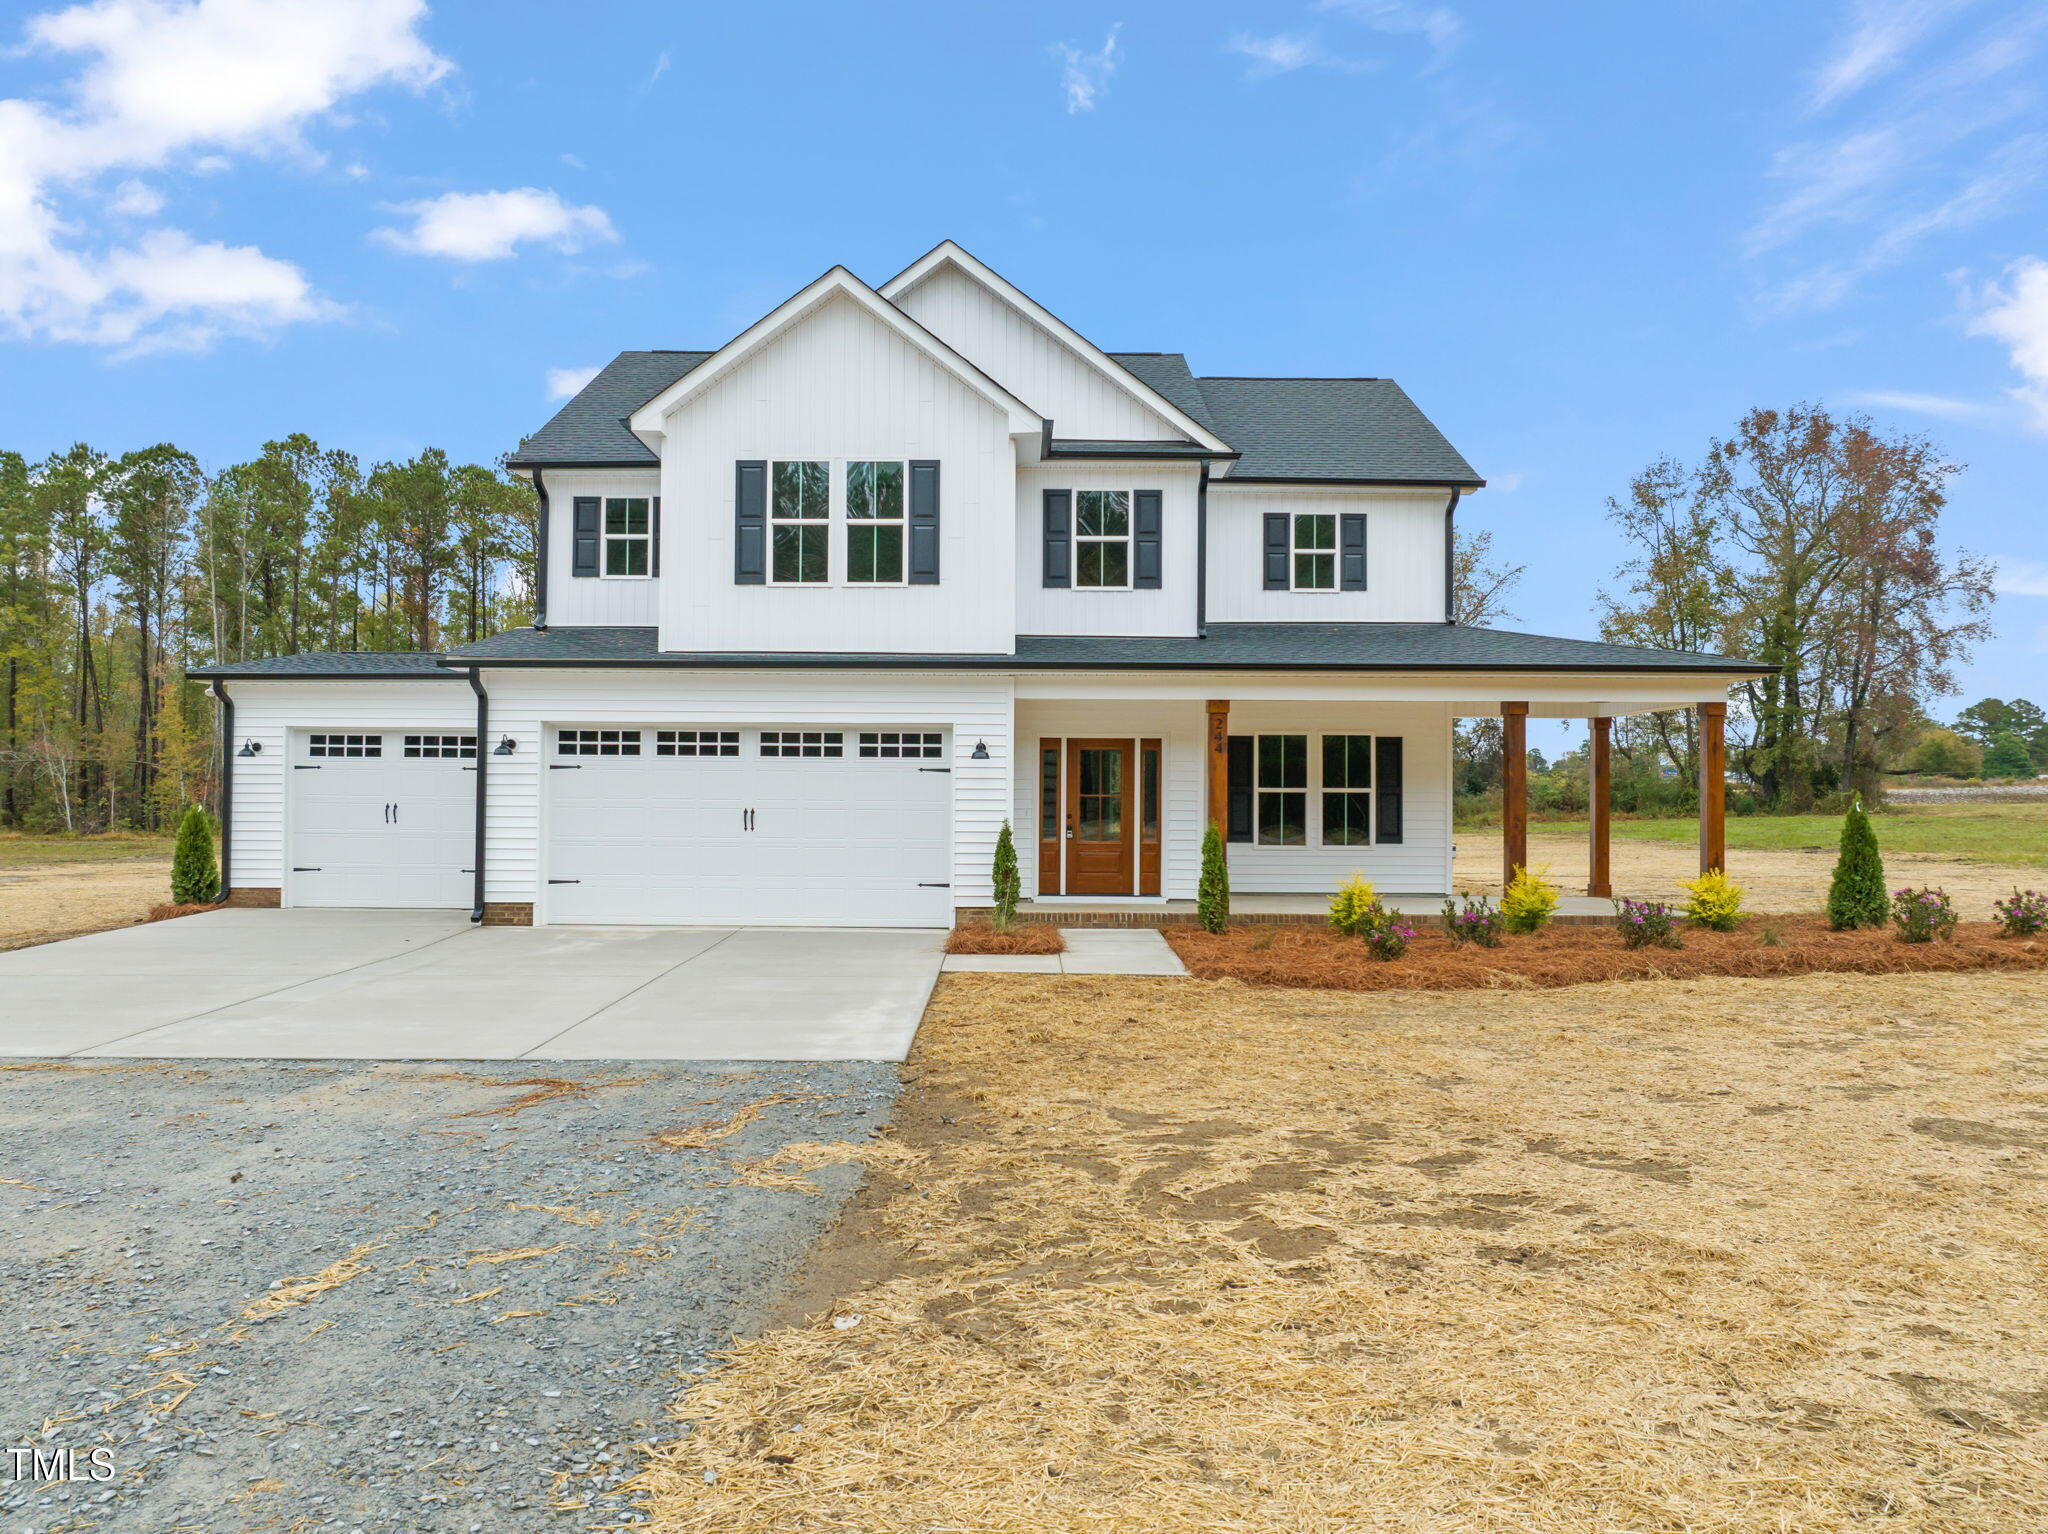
[1165,916,2048,991]
[632,969,2048,1533]
[945,923,1066,954]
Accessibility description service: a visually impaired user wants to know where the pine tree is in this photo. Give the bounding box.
[1197,820,1230,934]
[170,803,219,905]
[1983,732,2033,779]
[1825,798,1887,930]
[990,819,1020,932]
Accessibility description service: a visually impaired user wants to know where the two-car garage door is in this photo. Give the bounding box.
[544,727,954,927]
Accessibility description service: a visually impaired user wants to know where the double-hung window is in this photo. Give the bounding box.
[605,498,651,577]
[1290,513,1336,591]
[845,461,905,584]
[1321,735,1373,845]
[1254,734,1308,846]
[770,461,830,583]
[1075,491,1131,589]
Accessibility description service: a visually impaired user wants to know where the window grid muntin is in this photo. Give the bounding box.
[603,497,651,578]
[1321,733,1374,846]
[655,730,740,757]
[1074,489,1132,589]
[1254,733,1308,846]
[309,732,382,758]
[1292,513,1337,591]
[557,728,642,757]
[846,461,906,585]
[402,733,476,759]
[760,730,844,758]
[856,731,943,759]
[771,460,830,584]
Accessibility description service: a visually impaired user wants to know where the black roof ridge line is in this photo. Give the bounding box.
[1199,374,1387,382]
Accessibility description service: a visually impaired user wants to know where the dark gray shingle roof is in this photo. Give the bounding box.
[442,624,1766,674]
[507,351,711,466]
[1105,352,1224,434]
[188,651,457,680]
[1194,377,1481,484]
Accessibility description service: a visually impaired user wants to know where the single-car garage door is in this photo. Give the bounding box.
[287,730,476,909]
[544,727,953,927]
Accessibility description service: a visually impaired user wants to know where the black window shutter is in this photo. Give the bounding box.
[1340,513,1367,590]
[1226,736,1254,843]
[571,497,600,578]
[1042,489,1071,588]
[1133,489,1163,589]
[1263,513,1290,590]
[734,461,766,585]
[1374,735,1404,844]
[652,496,662,577]
[908,460,940,585]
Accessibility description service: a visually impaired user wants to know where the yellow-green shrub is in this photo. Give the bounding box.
[1501,865,1560,934]
[1680,869,1744,931]
[1328,873,1380,937]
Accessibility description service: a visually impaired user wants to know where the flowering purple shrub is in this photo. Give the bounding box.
[1614,896,1683,950]
[1992,888,2047,937]
[1890,886,1958,944]
[1359,903,1416,960]
[1439,897,1505,948]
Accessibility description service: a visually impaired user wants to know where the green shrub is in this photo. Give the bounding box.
[169,804,218,905]
[1911,728,1981,778]
[1680,869,1744,931]
[1358,903,1415,960]
[1500,865,1560,934]
[1992,888,2047,937]
[990,820,1020,932]
[1825,799,1888,930]
[1197,821,1230,934]
[1890,886,1958,944]
[1615,896,1683,950]
[1983,733,2034,779]
[1328,873,1379,937]
[1440,896,1505,947]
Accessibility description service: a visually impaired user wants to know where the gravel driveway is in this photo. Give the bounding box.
[1,1058,897,1532]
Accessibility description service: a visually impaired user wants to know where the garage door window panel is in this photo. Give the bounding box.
[858,731,942,759]
[657,730,740,757]
[309,733,382,758]
[404,734,476,759]
[558,729,642,757]
[760,730,844,758]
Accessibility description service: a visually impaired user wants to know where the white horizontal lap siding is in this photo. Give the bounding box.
[540,469,662,627]
[480,669,1013,911]
[1223,701,1453,895]
[1014,701,1204,898]
[1014,464,1200,638]
[222,679,472,890]
[658,293,1015,655]
[893,266,1181,441]
[1206,486,1451,624]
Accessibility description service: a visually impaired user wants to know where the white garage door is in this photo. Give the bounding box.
[287,731,476,909]
[544,727,954,927]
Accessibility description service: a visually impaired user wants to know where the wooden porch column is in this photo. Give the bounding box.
[1502,701,1529,891]
[1587,716,1612,898]
[1205,700,1230,847]
[1698,700,1727,874]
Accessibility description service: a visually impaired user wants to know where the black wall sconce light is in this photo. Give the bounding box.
[970,739,990,760]
[492,735,518,756]
[236,738,262,757]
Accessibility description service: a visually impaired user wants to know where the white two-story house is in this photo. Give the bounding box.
[193,242,1767,927]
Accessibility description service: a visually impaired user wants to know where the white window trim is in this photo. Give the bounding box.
[1240,732,1388,848]
[760,459,918,589]
[767,461,832,587]
[843,460,909,589]
[1251,732,1309,847]
[1320,732,1376,848]
[1073,488,1134,592]
[1288,511,1338,593]
[600,496,653,581]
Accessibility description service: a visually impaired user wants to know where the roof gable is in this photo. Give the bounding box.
[509,352,710,467]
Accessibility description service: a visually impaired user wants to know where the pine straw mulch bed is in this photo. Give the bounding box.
[1163,915,2048,991]
[628,968,2048,1533]
[945,923,1066,954]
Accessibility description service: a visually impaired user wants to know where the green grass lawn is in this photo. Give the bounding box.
[0,832,176,869]
[1508,802,2048,869]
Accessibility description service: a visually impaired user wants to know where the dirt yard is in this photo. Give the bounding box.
[631,969,2048,1533]
[0,855,172,951]
[1454,829,2043,914]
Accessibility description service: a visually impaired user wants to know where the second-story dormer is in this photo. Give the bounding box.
[506,241,1483,654]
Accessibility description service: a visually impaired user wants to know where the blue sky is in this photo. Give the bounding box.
[3,0,2044,720]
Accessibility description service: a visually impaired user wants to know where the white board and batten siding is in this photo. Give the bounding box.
[480,668,1015,920]
[1013,464,1201,638]
[1016,698,1454,899]
[539,468,662,628]
[220,679,472,894]
[1206,485,1452,624]
[652,292,1018,655]
[892,265,1184,442]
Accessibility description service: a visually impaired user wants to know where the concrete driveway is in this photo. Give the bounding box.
[0,909,945,1060]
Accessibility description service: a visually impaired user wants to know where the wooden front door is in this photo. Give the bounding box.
[1064,738,1135,895]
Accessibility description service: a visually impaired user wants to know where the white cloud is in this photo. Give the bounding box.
[1990,557,2048,596]
[1969,255,2048,429]
[647,50,669,86]
[0,0,448,353]
[546,364,600,401]
[1842,387,1991,419]
[1229,32,1323,75]
[1317,0,1462,60]
[1055,25,1120,113]
[105,177,162,216]
[1809,0,1962,111]
[1487,470,1524,493]
[559,152,586,170]
[373,187,618,262]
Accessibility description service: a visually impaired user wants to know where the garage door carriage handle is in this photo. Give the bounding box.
[292,866,322,872]
[549,764,581,770]
[548,878,581,885]
[918,882,951,888]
